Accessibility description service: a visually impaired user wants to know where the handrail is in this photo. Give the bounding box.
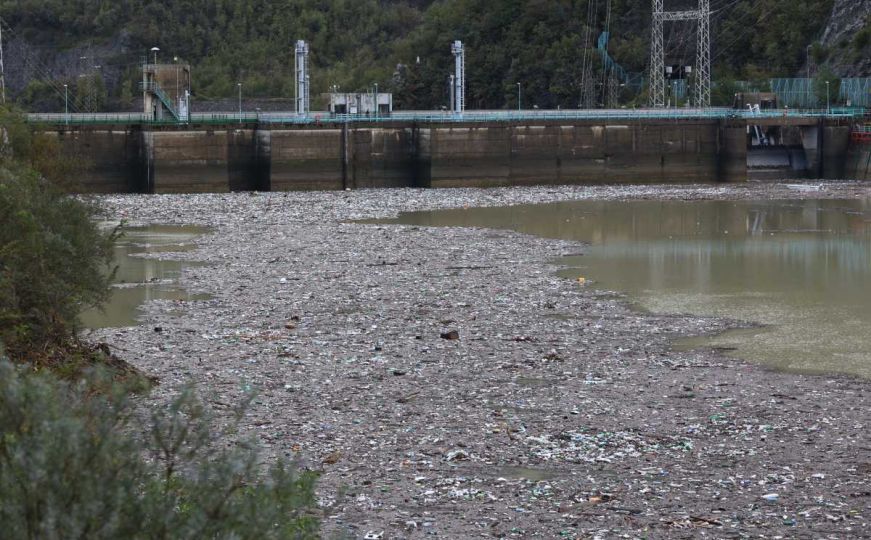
[140,82,180,121]
[25,107,868,126]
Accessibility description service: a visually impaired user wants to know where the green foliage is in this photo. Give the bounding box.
[711,78,741,107]
[0,107,82,184]
[0,360,320,539]
[811,42,828,65]
[0,160,115,354]
[0,0,851,109]
[814,67,841,106]
[854,26,871,51]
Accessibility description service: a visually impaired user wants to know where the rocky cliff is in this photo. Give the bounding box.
[817,0,871,77]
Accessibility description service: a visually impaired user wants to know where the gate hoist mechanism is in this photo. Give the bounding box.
[451,40,465,114]
[295,40,310,115]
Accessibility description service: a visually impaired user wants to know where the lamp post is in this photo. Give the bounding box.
[825,80,830,115]
[150,47,160,65]
[64,84,68,124]
[174,56,179,104]
[807,45,813,78]
[237,83,242,123]
[807,44,813,107]
[517,83,521,112]
[374,83,379,119]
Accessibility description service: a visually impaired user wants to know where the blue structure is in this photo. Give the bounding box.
[596,32,645,92]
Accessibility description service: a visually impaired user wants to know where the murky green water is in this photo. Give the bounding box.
[376,199,871,378]
[80,225,211,329]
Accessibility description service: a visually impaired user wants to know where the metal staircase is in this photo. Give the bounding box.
[140,81,180,121]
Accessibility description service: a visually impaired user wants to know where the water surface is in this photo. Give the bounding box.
[81,225,211,329]
[376,199,871,378]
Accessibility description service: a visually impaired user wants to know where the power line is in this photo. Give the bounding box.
[580,0,599,108]
[0,18,80,112]
[600,0,613,107]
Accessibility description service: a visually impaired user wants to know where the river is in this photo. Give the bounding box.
[375,198,871,378]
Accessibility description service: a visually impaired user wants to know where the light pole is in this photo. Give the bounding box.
[174,56,179,105]
[150,47,160,65]
[374,83,378,119]
[517,83,521,112]
[806,45,812,79]
[825,80,830,115]
[807,44,813,107]
[64,84,68,124]
[237,83,242,123]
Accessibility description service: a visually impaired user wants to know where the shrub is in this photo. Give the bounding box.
[0,360,321,539]
[0,164,115,357]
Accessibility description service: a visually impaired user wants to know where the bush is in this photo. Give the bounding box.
[0,360,321,539]
[854,28,870,51]
[0,165,115,356]
[814,68,841,107]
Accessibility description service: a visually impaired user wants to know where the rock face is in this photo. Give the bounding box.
[818,0,871,77]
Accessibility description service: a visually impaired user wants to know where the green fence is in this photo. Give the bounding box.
[736,78,871,108]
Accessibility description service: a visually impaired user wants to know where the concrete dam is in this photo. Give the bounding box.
[40,117,863,194]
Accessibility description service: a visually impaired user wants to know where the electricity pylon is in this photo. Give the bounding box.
[649,0,711,108]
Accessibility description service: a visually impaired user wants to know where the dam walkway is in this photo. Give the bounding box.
[26,107,866,127]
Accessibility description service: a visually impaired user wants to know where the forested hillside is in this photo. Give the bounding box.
[0,0,866,110]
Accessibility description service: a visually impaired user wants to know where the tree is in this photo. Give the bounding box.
[814,67,841,108]
[0,163,115,356]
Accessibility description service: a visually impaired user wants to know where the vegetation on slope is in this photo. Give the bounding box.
[0,109,322,537]
[0,0,864,109]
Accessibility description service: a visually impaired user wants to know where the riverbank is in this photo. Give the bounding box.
[92,182,871,538]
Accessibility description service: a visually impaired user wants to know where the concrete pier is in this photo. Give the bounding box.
[42,118,856,193]
[847,142,871,181]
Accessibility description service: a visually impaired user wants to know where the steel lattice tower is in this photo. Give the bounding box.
[649,0,665,108]
[649,0,711,108]
[695,0,711,108]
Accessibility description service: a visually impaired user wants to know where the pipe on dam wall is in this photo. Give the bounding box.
[42,120,852,194]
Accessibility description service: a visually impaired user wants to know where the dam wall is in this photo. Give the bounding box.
[50,128,142,193]
[847,142,871,180]
[420,121,737,187]
[42,119,850,193]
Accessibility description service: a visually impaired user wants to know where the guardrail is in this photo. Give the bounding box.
[26,107,868,126]
[851,124,871,143]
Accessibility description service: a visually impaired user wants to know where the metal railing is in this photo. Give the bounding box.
[140,82,180,121]
[26,107,868,126]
